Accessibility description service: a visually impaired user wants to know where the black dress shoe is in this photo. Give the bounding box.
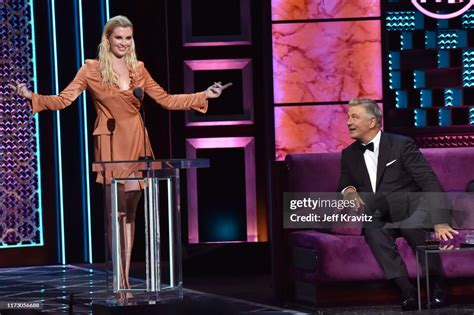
[429,287,448,309]
[401,293,418,311]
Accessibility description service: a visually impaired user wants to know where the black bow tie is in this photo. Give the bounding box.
[360,142,374,152]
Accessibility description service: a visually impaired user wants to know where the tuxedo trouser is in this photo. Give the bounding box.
[363,228,444,280]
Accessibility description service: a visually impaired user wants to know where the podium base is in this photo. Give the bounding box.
[92,294,240,315]
[92,299,183,315]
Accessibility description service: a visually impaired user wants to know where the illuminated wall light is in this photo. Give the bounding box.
[30,0,44,247]
[469,108,474,125]
[414,109,427,127]
[386,12,413,30]
[396,90,408,108]
[386,11,420,31]
[445,89,454,106]
[462,10,474,28]
[420,89,432,108]
[437,18,449,29]
[401,31,413,50]
[462,49,474,86]
[74,0,93,263]
[444,88,461,106]
[438,50,449,68]
[389,51,400,70]
[439,108,451,126]
[389,70,401,89]
[49,0,66,264]
[437,30,466,49]
[105,0,110,21]
[426,31,436,48]
[414,11,424,29]
[414,70,425,89]
[0,1,44,248]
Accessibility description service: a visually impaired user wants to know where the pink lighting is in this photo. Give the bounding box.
[186,137,257,244]
[272,21,382,104]
[181,0,251,47]
[412,0,474,19]
[272,0,381,20]
[184,59,251,70]
[275,103,383,160]
[184,59,254,126]
[183,41,251,47]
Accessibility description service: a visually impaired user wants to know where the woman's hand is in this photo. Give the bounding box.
[8,82,33,100]
[205,81,232,99]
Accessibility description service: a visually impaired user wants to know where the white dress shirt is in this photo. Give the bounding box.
[363,130,381,193]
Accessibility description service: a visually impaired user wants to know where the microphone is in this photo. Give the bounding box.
[133,87,144,102]
[107,118,116,162]
[133,87,150,160]
[107,118,116,133]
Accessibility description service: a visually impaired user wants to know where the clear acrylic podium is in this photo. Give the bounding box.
[92,159,209,305]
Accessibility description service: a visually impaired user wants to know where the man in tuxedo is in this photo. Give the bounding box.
[338,98,458,311]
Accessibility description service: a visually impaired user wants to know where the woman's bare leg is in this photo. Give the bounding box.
[123,190,142,290]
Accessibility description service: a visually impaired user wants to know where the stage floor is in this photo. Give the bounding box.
[3,265,474,314]
[0,265,299,314]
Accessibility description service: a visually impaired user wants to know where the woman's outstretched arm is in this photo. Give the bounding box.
[9,63,89,114]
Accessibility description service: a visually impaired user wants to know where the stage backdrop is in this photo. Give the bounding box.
[383,0,474,146]
[272,0,474,160]
[272,0,383,160]
[2,0,274,267]
[0,1,44,250]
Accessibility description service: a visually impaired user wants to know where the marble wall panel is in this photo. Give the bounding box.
[273,20,382,103]
[272,0,380,21]
[275,103,383,160]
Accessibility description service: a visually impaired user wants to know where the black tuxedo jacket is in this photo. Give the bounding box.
[338,132,449,225]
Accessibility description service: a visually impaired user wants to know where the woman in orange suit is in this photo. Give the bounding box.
[9,15,230,298]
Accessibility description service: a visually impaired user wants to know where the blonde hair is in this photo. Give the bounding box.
[348,98,383,127]
[98,15,138,86]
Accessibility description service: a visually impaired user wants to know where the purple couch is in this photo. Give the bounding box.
[272,147,474,306]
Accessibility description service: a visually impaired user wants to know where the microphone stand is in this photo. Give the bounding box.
[107,118,116,181]
[133,87,149,160]
[107,118,116,162]
[141,100,147,160]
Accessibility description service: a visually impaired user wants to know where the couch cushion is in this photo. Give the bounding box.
[421,147,474,192]
[290,230,474,283]
[285,148,474,235]
[328,209,363,236]
[286,147,474,193]
[286,152,341,192]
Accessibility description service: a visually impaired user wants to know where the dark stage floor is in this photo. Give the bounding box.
[1,265,474,314]
[0,265,300,314]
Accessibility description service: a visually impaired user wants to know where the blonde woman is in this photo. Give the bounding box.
[9,15,230,298]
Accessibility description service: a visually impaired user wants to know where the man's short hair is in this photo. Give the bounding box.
[348,98,382,127]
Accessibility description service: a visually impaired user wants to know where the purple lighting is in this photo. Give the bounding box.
[186,137,257,244]
[184,59,254,126]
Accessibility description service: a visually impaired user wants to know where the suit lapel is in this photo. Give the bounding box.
[353,147,372,192]
[376,133,391,191]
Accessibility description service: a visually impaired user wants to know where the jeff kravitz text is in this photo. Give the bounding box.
[289,212,373,223]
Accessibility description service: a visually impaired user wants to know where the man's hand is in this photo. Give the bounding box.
[205,82,232,99]
[434,223,459,241]
[342,186,365,211]
[438,244,455,250]
[8,81,32,100]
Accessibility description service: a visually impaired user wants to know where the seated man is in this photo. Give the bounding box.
[338,98,458,311]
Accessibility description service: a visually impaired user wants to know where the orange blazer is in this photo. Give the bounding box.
[30,59,208,183]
